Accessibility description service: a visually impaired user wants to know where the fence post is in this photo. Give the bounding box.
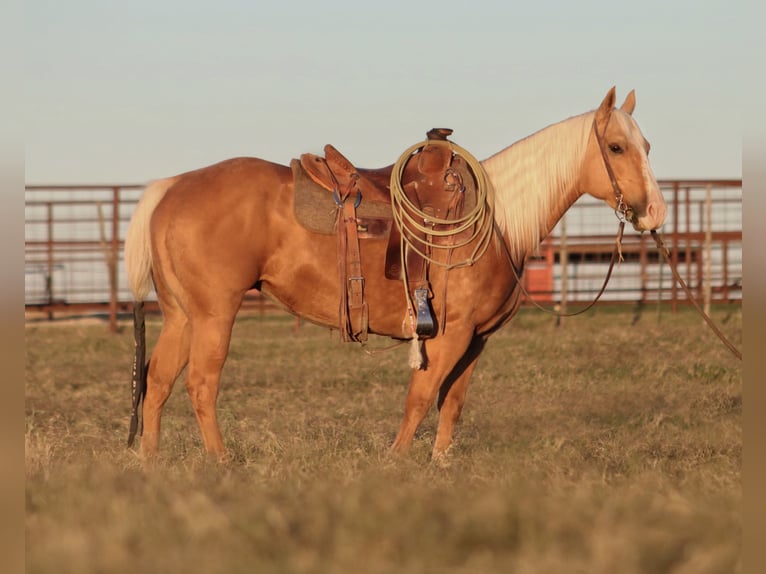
[684,186,692,299]
[722,238,730,301]
[703,185,712,316]
[671,182,679,313]
[558,214,568,325]
[46,202,54,320]
[109,187,120,333]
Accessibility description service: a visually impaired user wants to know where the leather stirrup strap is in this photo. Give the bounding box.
[338,181,368,342]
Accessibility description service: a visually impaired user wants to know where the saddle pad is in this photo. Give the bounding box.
[291,159,394,235]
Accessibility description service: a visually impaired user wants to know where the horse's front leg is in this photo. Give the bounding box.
[432,335,487,460]
[390,329,474,455]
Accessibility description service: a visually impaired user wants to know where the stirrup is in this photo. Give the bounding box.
[413,287,436,337]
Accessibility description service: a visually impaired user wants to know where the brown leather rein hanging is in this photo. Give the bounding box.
[650,230,742,360]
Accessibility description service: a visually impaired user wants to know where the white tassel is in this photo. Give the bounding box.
[408,338,424,370]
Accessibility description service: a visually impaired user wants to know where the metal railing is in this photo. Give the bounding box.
[25,179,741,331]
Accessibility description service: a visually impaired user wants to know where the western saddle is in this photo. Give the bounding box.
[291,128,480,344]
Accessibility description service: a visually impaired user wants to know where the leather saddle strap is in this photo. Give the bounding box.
[340,183,368,342]
[438,169,466,334]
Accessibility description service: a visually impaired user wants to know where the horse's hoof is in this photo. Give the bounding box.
[431,445,453,468]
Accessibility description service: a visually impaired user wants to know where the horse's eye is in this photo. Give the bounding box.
[609,143,624,154]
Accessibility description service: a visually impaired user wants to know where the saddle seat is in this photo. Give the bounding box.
[300,145,393,205]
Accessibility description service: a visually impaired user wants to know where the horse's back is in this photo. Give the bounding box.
[165,156,290,196]
[154,156,292,225]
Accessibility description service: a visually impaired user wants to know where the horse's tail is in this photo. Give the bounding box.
[124,177,175,447]
[124,177,177,301]
[127,299,148,447]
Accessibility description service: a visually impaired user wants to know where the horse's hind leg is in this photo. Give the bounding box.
[141,305,191,458]
[184,295,243,460]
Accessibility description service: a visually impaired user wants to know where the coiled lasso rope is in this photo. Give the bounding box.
[389,138,495,352]
[389,138,495,270]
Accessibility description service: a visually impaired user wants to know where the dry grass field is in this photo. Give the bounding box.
[25,306,742,574]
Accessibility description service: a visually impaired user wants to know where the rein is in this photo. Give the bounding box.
[650,230,742,360]
[506,220,626,317]
[507,224,742,361]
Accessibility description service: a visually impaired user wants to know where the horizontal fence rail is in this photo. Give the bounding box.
[25,180,741,331]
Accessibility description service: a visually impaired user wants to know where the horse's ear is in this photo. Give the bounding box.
[596,86,617,123]
[620,89,636,115]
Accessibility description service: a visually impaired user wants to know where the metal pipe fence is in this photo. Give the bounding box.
[25,180,741,331]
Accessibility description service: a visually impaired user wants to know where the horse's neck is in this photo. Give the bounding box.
[482,112,593,262]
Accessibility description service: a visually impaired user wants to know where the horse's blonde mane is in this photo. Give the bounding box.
[482,111,594,261]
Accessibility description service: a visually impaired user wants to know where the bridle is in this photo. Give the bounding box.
[592,113,635,225]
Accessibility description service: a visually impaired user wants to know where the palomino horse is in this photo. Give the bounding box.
[125,87,666,460]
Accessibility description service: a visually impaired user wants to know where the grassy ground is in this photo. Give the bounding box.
[25,306,742,574]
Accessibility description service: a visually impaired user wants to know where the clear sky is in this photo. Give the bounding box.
[26,0,745,184]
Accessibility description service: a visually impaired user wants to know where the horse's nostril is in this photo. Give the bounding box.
[643,201,667,230]
[648,201,665,221]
